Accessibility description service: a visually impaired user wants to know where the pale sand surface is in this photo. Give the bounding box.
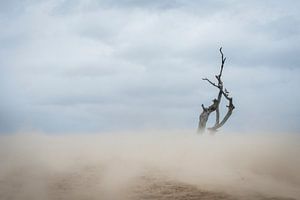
[0,131,299,200]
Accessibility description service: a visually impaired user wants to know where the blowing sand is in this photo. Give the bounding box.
[0,131,299,200]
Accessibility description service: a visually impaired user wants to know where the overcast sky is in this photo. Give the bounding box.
[1,0,300,134]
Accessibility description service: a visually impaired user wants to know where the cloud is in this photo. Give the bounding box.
[0,0,299,133]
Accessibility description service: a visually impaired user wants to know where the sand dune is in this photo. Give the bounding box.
[0,131,299,200]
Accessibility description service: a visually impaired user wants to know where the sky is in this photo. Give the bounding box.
[0,0,300,134]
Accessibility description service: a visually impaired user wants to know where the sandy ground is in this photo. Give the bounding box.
[0,131,299,200]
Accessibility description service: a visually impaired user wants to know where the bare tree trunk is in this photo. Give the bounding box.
[198,48,235,133]
[198,100,218,133]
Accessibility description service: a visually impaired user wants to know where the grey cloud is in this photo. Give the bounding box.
[1,0,300,133]
[260,17,300,39]
[52,0,224,13]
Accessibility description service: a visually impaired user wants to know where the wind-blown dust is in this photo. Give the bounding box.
[0,131,299,200]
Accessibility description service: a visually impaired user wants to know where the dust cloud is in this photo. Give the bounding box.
[0,131,299,200]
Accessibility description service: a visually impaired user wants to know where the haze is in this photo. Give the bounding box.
[1,131,299,199]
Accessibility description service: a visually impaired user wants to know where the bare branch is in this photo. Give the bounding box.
[208,99,234,131]
[213,90,222,126]
[221,90,231,101]
[219,47,226,78]
[201,104,207,111]
[208,94,235,131]
[202,78,219,88]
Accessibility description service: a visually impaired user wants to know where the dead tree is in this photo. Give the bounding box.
[198,47,235,133]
